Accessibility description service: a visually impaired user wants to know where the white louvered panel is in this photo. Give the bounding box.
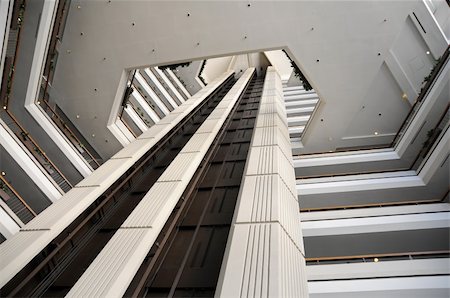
[68,69,253,297]
[252,126,292,160]
[111,138,157,159]
[158,152,203,182]
[23,186,99,230]
[77,159,133,187]
[154,112,183,125]
[122,181,181,228]
[0,70,237,290]
[208,108,229,119]
[218,223,306,298]
[246,146,294,183]
[181,133,215,153]
[170,104,189,114]
[0,230,48,287]
[66,228,150,298]
[217,67,307,298]
[234,174,302,250]
[138,122,173,139]
[255,111,289,129]
[259,101,286,116]
[196,119,222,134]
[215,99,235,109]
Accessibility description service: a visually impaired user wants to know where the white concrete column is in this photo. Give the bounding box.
[216,67,309,297]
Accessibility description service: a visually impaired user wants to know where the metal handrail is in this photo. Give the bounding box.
[4,110,72,188]
[40,100,100,168]
[0,175,37,217]
[300,197,446,212]
[1,0,25,108]
[306,250,450,263]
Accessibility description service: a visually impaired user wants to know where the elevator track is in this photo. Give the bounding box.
[1,77,235,297]
[124,76,264,297]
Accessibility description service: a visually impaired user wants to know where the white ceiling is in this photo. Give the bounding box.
[51,0,435,158]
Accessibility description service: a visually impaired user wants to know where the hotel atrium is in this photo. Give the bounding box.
[0,0,449,297]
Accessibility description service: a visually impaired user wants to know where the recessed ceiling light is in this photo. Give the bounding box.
[374,131,379,135]
[76,114,80,119]
[3,106,7,109]
[402,93,408,100]
[374,258,379,262]
[426,51,430,55]
[1,171,5,176]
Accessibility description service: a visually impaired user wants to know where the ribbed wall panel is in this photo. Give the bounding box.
[66,69,256,297]
[0,230,48,286]
[154,113,183,125]
[121,181,180,228]
[252,126,292,162]
[0,71,236,289]
[22,186,99,230]
[196,119,223,134]
[218,223,306,298]
[208,108,230,119]
[216,67,308,298]
[181,133,216,153]
[66,229,150,298]
[158,152,203,182]
[110,138,156,159]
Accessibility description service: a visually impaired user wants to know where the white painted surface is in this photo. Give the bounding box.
[0,205,20,238]
[0,119,62,202]
[124,104,147,132]
[155,67,185,103]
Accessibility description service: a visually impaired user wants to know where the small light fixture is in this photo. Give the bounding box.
[66,49,71,54]
[77,5,81,9]
[426,51,430,55]
[92,134,95,137]
[374,131,379,135]
[374,258,379,262]
[1,171,5,176]
[37,101,41,104]
[3,106,7,110]
[401,93,408,100]
[76,114,80,119]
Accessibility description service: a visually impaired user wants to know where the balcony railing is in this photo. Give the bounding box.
[39,100,101,170]
[306,250,450,265]
[34,0,102,170]
[300,196,447,212]
[0,175,36,224]
[1,110,72,192]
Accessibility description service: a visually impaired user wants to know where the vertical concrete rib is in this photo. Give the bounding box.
[216,67,309,297]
